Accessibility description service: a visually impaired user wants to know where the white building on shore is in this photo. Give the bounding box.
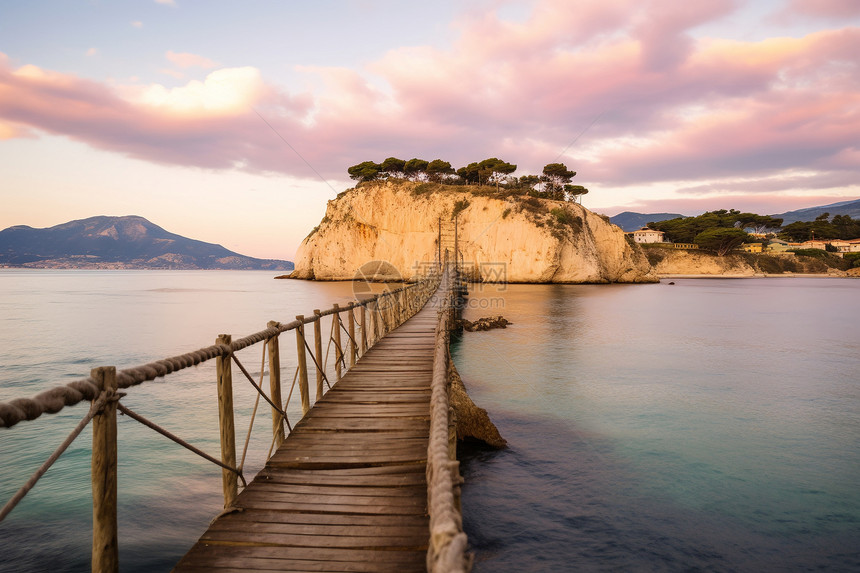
[630,227,666,244]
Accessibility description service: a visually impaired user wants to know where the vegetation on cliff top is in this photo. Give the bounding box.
[346,157,589,203]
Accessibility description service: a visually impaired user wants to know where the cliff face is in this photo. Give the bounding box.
[292,181,655,283]
[647,248,849,276]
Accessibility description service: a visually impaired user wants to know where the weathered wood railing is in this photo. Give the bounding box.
[0,273,440,572]
[427,264,470,571]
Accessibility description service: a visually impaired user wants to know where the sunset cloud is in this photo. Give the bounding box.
[0,0,858,214]
[165,50,217,69]
[783,0,860,19]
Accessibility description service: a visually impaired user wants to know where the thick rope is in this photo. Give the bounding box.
[0,277,440,429]
[426,267,471,572]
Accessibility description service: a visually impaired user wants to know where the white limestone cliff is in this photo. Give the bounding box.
[292,181,656,283]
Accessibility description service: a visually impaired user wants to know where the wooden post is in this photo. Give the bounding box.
[454,214,459,274]
[295,316,310,415]
[313,310,324,401]
[359,304,368,356]
[333,304,343,383]
[370,300,378,344]
[91,366,118,573]
[215,335,237,509]
[379,294,388,338]
[267,321,285,450]
[348,306,357,368]
[438,216,442,271]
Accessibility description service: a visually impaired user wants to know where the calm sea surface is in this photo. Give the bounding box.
[1,271,859,572]
[454,279,860,572]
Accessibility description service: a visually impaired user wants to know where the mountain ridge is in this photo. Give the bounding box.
[607,198,860,230]
[0,215,293,270]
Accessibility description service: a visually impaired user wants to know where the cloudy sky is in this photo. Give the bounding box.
[1,0,858,259]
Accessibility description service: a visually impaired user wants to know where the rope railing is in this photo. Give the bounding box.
[0,278,437,429]
[0,272,441,572]
[426,265,471,572]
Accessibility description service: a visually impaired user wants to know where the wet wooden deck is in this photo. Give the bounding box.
[173,302,440,572]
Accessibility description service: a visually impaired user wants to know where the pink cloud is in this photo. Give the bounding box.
[165,50,217,69]
[0,0,858,202]
[783,0,860,19]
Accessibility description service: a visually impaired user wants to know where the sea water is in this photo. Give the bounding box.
[1,272,858,571]
[0,270,360,572]
[454,278,860,571]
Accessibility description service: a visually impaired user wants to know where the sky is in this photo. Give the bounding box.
[1,0,859,260]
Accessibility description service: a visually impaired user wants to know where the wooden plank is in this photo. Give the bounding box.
[199,530,427,549]
[213,510,428,528]
[174,288,446,571]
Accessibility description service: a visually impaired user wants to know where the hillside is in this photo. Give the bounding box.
[292,181,655,283]
[0,216,293,270]
[608,211,685,231]
[772,199,860,224]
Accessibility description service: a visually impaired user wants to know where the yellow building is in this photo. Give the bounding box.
[740,243,763,253]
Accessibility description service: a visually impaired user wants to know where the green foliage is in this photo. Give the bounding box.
[452,199,471,218]
[694,227,749,256]
[412,182,445,196]
[380,157,406,177]
[778,213,860,242]
[643,248,667,266]
[651,209,778,243]
[347,161,382,182]
[550,207,573,225]
[844,253,860,268]
[404,158,430,180]
[516,175,541,191]
[541,163,576,199]
[426,159,455,182]
[519,196,544,213]
[564,184,589,203]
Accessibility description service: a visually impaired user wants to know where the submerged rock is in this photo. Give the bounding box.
[448,351,507,449]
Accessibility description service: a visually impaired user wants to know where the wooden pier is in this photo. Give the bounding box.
[174,302,441,572]
[1,262,468,572]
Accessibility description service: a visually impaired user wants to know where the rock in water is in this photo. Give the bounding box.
[291,181,656,283]
[448,351,507,449]
[457,316,513,331]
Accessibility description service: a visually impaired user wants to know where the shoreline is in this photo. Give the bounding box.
[658,273,858,279]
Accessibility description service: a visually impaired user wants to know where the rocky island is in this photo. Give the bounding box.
[292,180,656,283]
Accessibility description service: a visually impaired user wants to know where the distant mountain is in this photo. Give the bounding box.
[771,199,860,224]
[0,215,294,270]
[609,211,685,232]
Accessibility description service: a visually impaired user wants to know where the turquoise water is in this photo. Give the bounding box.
[2,272,859,571]
[453,279,860,571]
[0,270,361,572]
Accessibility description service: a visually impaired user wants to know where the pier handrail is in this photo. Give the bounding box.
[0,278,436,428]
[0,272,440,570]
[426,264,470,572]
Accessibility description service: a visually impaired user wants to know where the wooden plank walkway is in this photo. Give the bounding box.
[174,299,441,572]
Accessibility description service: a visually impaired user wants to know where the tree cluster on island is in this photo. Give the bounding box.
[347,157,589,203]
[647,209,860,260]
